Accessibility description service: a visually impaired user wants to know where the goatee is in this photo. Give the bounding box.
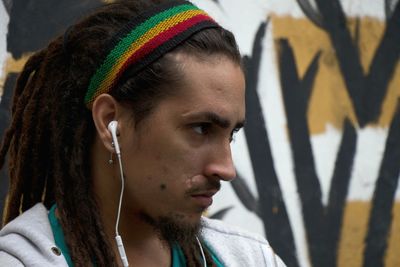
[140,211,202,247]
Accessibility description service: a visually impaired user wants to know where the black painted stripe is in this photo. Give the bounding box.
[364,2,400,123]
[314,0,400,126]
[278,38,328,267]
[314,0,366,125]
[243,23,299,267]
[363,102,400,267]
[326,119,357,261]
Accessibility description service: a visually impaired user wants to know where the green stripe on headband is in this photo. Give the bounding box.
[84,1,217,108]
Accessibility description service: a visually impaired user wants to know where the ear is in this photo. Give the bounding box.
[91,93,119,153]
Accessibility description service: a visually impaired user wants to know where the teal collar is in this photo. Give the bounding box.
[171,241,224,267]
[48,204,74,266]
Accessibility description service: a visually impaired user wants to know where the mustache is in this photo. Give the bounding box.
[185,179,221,195]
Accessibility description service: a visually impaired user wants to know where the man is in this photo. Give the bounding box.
[0,0,286,266]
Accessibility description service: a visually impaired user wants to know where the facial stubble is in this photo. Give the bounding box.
[139,210,203,247]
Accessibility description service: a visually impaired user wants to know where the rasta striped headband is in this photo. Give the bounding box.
[84,0,220,108]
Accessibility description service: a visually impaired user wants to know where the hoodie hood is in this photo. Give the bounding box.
[0,203,68,266]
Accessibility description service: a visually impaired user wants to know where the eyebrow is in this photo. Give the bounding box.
[185,111,245,130]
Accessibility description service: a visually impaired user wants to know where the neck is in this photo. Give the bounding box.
[113,215,171,267]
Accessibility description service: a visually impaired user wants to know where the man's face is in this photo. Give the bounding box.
[118,54,245,241]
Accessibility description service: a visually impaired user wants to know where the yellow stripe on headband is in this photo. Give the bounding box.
[85,1,219,108]
[92,9,206,101]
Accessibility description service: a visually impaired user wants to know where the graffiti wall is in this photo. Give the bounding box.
[0,0,399,266]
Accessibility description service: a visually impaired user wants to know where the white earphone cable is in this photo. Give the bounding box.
[115,153,125,236]
[115,153,129,267]
[196,236,207,267]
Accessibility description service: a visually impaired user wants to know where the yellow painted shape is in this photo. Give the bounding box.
[338,201,370,267]
[386,202,400,267]
[271,16,400,134]
[338,201,400,267]
[0,54,30,95]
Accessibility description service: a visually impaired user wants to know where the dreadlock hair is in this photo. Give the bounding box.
[0,0,242,266]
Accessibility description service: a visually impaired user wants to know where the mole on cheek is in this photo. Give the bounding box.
[160,184,167,190]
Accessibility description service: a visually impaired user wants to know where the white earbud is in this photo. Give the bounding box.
[108,120,121,155]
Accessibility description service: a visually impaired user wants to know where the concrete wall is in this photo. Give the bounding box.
[1,0,399,266]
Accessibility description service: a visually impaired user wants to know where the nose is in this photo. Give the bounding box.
[204,143,236,181]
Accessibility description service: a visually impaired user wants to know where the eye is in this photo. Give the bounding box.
[229,128,241,143]
[192,123,211,135]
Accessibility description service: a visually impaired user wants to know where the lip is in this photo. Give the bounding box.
[190,190,218,208]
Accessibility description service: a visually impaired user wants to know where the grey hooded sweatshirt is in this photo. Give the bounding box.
[0,203,286,267]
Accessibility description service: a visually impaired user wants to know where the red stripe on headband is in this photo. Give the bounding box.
[111,14,213,89]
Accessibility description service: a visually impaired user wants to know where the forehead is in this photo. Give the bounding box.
[168,54,246,121]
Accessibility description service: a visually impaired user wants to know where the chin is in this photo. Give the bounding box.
[140,210,203,244]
